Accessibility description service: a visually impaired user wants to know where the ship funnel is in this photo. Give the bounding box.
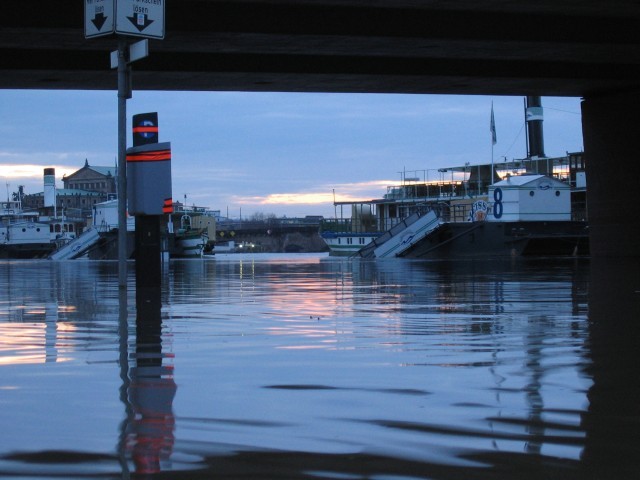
[44,168,56,208]
[526,96,546,159]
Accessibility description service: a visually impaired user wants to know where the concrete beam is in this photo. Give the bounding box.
[1,1,640,95]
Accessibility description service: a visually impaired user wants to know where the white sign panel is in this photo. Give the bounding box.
[85,0,115,38]
[115,0,165,39]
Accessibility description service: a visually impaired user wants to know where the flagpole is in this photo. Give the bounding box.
[490,102,497,185]
[491,137,494,184]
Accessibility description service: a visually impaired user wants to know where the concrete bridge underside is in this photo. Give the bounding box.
[2,0,640,256]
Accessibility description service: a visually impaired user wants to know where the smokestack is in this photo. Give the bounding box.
[526,96,546,159]
[44,168,56,211]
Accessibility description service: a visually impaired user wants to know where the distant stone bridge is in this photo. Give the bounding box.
[216,219,327,253]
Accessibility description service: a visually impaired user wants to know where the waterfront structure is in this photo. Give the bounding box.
[322,153,588,258]
[62,159,117,195]
[22,160,116,219]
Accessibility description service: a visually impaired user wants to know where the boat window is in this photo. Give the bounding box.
[529,191,535,196]
[55,224,61,232]
[555,191,561,196]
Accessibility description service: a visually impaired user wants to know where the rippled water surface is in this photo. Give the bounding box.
[1,254,638,479]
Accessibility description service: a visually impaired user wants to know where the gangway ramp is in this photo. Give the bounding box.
[354,210,441,259]
[48,227,101,260]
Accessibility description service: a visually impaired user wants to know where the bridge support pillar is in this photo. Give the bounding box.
[582,92,640,257]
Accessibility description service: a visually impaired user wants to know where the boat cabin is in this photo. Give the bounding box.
[487,174,571,222]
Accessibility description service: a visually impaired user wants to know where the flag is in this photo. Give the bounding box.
[490,103,497,145]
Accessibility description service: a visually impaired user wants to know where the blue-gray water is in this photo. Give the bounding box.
[0,254,638,479]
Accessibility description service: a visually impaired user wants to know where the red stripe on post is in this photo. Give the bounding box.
[126,150,171,162]
[133,126,159,133]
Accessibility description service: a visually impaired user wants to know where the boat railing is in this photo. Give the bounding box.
[438,203,473,223]
[172,204,220,217]
[393,201,474,224]
[384,181,467,201]
[319,217,379,234]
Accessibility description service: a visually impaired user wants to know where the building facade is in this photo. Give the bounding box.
[62,159,117,194]
[22,160,117,219]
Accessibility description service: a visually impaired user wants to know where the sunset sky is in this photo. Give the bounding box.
[0,91,584,218]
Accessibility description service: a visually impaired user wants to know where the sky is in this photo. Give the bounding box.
[0,90,584,219]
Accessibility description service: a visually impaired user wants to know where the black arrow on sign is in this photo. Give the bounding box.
[127,14,154,32]
[91,13,108,31]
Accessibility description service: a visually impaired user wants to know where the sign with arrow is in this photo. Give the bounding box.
[115,0,165,39]
[85,0,115,38]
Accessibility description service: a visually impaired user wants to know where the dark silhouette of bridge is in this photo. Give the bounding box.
[1,1,640,257]
[2,1,640,96]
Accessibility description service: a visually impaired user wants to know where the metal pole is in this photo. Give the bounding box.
[491,140,494,184]
[117,38,128,288]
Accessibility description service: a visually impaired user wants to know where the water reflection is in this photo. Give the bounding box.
[120,287,177,476]
[0,260,121,365]
[163,256,594,475]
[0,255,637,479]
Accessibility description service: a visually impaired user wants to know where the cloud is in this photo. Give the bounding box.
[0,163,76,182]
[230,179,396,207]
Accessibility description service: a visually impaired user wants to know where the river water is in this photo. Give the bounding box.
[0,254,638,479]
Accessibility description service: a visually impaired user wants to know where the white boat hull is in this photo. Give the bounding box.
[320,232,379,256]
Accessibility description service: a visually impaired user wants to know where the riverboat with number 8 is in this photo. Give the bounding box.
[320,97,589,258]
[320,156,588,258]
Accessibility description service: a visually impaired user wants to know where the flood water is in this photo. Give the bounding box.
[0,254,638,479]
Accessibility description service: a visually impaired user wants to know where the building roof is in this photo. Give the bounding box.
[63,160,116,180]
[493,174,569,188]
[86,166,116,177]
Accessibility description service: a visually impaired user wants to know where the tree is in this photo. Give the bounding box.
[249,212,278,223]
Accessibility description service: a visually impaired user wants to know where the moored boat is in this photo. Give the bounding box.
[1,200,81,259]
[398,174,589,258]
[321,97,588,258]
[319,229,381,257]
[171,214,209,257]
[319,203,383,256]
[321,154,588,258]
[86,198,216,259]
